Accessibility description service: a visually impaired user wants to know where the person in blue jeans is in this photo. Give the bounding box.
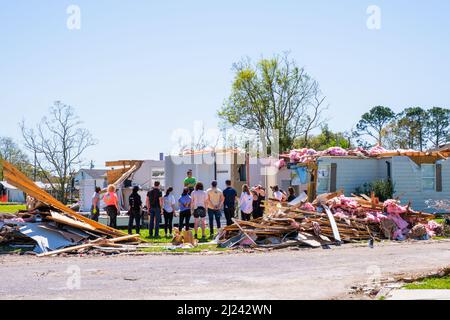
[222,180,238,226]
[146,181,163,237]
[206,180,224,238]
[178,187,192,230]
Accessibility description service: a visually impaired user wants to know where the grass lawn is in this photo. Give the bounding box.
[403,276,450,290]
[124,227,227,253]
[139,243,226,253]
[0,245,34,254]
[434,218,444,224]
[0,203,26,213]
[125,227,219,243]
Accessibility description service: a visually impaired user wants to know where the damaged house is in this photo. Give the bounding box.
[279,148,450,213]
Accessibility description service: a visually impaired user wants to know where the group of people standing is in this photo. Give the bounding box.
[138,169,269,239]
[90,169,298,239]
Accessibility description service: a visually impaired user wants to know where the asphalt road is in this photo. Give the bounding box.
[1,240,449,300]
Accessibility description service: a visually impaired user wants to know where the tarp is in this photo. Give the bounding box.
[19,223,80,254]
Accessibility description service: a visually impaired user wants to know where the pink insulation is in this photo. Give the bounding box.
[274,158,286,169]
[300,202,316,212]
[368,145,387,156]
[384,199,408,215]
[322,147,348,156]
[426,220,443,237]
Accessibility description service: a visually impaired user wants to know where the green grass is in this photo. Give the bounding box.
[0,204,26,213]
[0,245,34,254]
[125,227,218,244]
[125,227,227,253]
[139,243,226,253]
[403,276,450,290]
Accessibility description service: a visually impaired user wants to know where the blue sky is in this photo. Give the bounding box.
[1,0,449,168]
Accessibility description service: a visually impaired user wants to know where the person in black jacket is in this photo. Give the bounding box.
[128,186,142,235]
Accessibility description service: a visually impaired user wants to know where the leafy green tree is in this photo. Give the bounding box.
[426,107,450,149]
[218,53,326,153]
[296,125,350,150]
[396,107,428,151]
[355,106,396,146]
[0,137,32,180]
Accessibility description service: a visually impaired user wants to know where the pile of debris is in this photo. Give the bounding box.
[216,191,442,249]
[0,160,140,256]
[275,145,450,168]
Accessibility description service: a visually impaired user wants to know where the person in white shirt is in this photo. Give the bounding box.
[271,185,286,202]
[190,182,208,239]
[162,187,176,237]
[239,184,253,221]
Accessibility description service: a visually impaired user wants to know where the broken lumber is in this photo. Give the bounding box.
[1,160,125,237]
[37,234,140,257]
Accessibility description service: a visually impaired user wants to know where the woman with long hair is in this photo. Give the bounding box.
[287,186,296,202]
[239,184,253,221]
[162,186,176,237]
[190,182,208,239]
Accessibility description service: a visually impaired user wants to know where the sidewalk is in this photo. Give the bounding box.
[387,289,450,300]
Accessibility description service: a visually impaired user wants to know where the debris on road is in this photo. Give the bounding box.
[217,191,442,249]
[0,160,140,256]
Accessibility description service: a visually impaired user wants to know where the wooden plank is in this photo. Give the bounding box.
[1,160,125,237]
[105,160,140,167]
[47,212,98,232]
[232,218,258,247]
[37,234,140,257]
[322,205,342,243]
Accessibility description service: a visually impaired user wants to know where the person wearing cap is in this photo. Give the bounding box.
[183,169,197,194]
[128,186,142,234]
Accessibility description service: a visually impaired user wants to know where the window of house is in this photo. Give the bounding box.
[238,164,247,182]
[317,164,330,193]
[421,164,435,191]
[151,168,165,188]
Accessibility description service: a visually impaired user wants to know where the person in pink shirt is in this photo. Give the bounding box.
[103,184,120,228]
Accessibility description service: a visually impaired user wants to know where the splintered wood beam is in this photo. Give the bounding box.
[1,160,126,237]
[105,160,141,167]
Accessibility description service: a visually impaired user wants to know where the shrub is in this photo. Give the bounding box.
[355,179,395,202]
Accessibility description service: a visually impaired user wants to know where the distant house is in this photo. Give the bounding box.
[73,169,108,190]
[282,151,450,213]
[0,181,25,203]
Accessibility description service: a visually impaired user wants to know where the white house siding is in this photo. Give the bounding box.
[164,154,217,201]
[316,157,388,196]
[391,156,450,213]
[131,160,165,189]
